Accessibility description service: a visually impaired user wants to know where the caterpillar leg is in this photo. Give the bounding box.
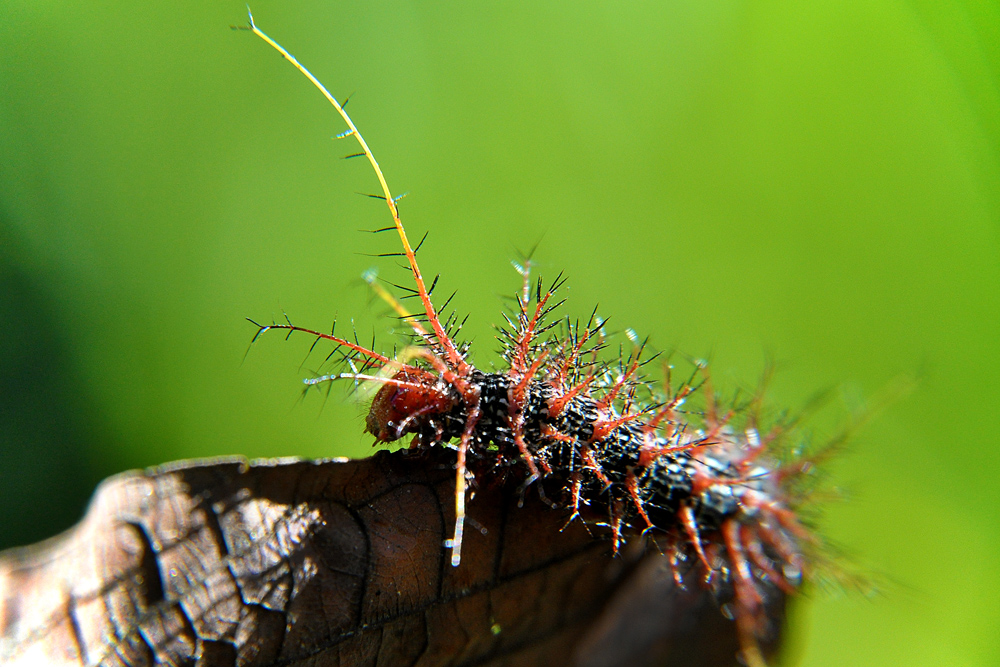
[448,398,481,567]
[722,519,768,667]
[679,504,714,584]
[560,470,585,531]
[609,499,625,553]
[625,469,654,532]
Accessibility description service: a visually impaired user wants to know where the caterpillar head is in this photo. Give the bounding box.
[365,370,460,443]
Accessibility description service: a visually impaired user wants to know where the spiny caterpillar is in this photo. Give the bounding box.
[240,13,834,666]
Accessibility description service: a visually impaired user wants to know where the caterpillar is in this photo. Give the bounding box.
[240,12,830,666]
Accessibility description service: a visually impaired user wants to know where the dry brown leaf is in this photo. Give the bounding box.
[0,449,784,666]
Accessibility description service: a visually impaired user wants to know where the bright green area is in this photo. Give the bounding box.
[0,1,997,665]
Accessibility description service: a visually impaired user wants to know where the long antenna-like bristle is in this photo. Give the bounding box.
[243,9,469,376]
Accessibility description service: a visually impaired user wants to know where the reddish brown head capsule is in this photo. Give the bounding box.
[365,370,458,442]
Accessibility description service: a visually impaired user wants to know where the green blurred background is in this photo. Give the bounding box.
[1,1,997,665]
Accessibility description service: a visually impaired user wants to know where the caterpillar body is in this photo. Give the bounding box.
[242,13,825,666]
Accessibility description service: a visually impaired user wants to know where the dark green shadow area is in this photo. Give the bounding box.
[0,217,113,550]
